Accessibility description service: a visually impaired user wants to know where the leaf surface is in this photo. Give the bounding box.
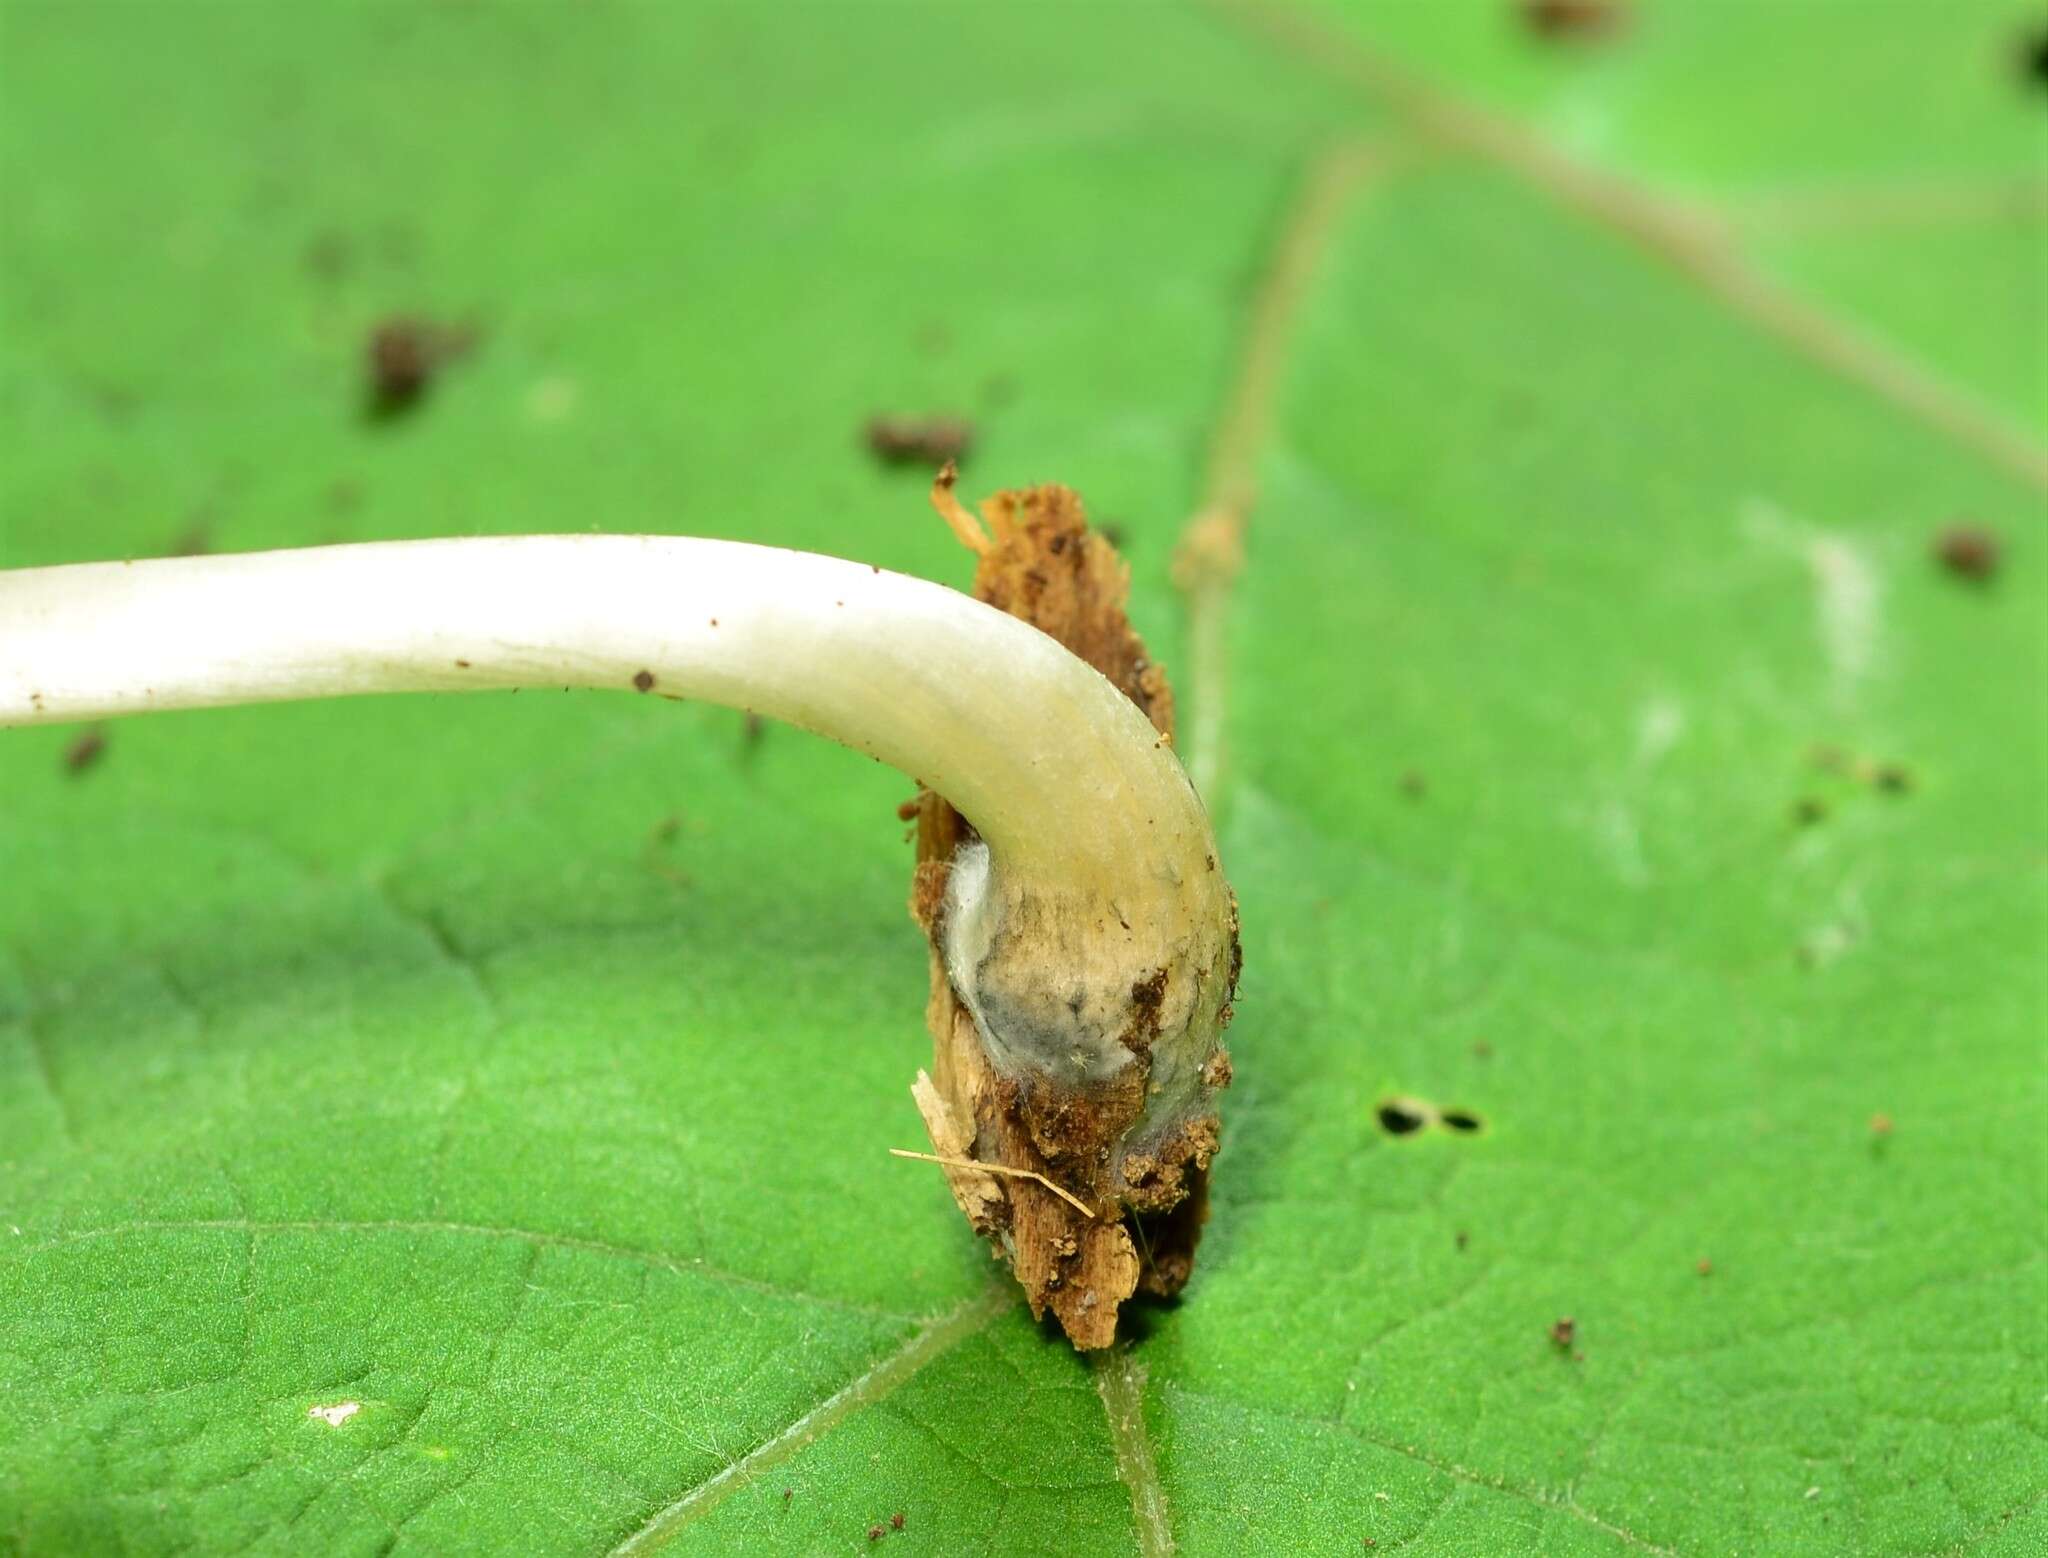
[3,3,2043,1553]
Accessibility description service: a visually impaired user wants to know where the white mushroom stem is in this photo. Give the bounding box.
[0,536,1234,1147]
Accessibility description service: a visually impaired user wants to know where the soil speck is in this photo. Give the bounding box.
[865,413,975,469]
[891,1513,905,1531]
[1548,1316,1576,1350]
[364,316,476,421]
[1520,0,1629,41]
[1934,523,2002,582]
[1697,1258,1713,1277]
[168,520,213,557]
[633,669,656,693]
[63,726,108,776]
[1869,1111,1893,1137]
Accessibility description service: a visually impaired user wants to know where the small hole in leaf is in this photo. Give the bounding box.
[1376,1100,1429,1136]
[1440,1109,1484,1134]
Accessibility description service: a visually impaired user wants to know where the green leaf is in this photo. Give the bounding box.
[3,2,2043,1553]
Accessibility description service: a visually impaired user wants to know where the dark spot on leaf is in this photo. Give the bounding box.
[1870,1111,1893,1137]
[168,520,213,557]
[1440,1109,1483,1134]
[1697,1257,1713,1277]
[1455,1229,1470,1252]
[1549,1316,1576,1349]
[868,1526,884,1543]
[1399,768,1427,799]
[1934,523,2002,582]
[365,318,434,418]
[1872,762,1913,794]
[63,725,108,776]
[2020,23,2048,88]
[633,669,656,693]
[782,1488,792,1503]
[1520,0,1628,41]
[865,414,974,468]
[891,1513,905,1531]
[1792,796,1827,826]
[1376,1100,1428,1136]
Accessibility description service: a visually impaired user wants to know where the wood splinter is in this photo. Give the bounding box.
[888,1149,1095,1218]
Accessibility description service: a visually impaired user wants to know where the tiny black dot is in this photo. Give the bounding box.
[1377,1101,1428,1136]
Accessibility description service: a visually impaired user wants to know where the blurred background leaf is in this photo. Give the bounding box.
[2,2,2042,1553]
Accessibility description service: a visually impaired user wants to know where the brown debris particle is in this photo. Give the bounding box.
[890,1513,905,1531]
[364,315,476,419]
[62,725,108,776]
[1200,1050,1233,1090]
[1934,523,2002,582]
[865,413,975,469]
[1697,1258,1713,1277]
[867,1525,884,1543]
[168,521,213,557]
[1549,1316,1576,1349]
[1519,0,1629,40]
[1869,1111,1894,1137]
[632,669,656,693]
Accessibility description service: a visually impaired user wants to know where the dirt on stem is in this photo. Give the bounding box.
[906,473,1237,1349]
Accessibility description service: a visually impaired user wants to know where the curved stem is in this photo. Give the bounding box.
[0,536,1213,897]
